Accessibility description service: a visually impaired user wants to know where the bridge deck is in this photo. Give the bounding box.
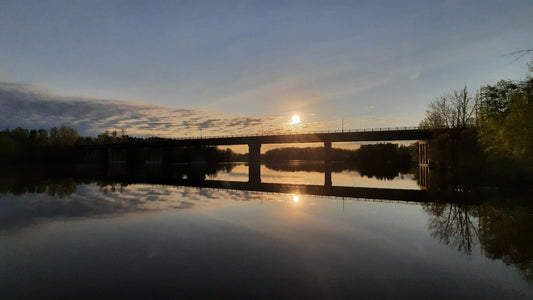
[82,127,432,148]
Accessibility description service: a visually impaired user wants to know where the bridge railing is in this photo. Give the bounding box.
[174,126,425,140]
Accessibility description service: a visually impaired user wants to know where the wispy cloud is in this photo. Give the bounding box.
[0,82,281,137]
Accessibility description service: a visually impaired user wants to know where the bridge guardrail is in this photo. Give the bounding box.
[174,126,426,141]
[79,126,473,147]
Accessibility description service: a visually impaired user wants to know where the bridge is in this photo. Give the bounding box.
[80,127,432,185]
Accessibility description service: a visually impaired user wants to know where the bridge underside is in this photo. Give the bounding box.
[80,128,433,185]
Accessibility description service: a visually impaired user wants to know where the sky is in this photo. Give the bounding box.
[0,0,532,138]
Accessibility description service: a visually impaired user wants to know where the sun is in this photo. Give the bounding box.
[291,114,301,124]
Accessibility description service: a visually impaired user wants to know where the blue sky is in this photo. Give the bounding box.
[1,0,532,137]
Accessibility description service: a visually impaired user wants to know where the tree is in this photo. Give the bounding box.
[478,74,533,162]
[420,85,477,129]
[49,125,79,146]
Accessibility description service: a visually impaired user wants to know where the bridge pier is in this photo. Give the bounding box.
[108,148,127,164]
[144,147,163,164]
[324,140,332,186]
[418,140,429,167]
[418,140,429,188]
[248,143,261,183]
[81,149,99,163]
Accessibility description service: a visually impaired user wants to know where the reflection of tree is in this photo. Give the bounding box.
[0,168,78,198]
[264,161,345,173]
[47,179,78,198]
[478,200,533,281]
[264,160,411,181]
[98,182,126,194]
[424,193,533,282]
[423,202,479,254]
[357,163,411,181]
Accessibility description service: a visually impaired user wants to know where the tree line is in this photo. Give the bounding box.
[0,126,247,165]
[0,125,81,164]
[262,143,415,180]
[262,144,413,163]
[419,61,533,185]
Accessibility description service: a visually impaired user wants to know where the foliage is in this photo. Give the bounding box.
[0,125,80,165]
[419,62,533,182]
[477,76,533,163]
[263,146,353,161]
[478,197,533,281]
[262,144,414,180]
[0,126,249,165]
[422,193,533,281]
[49,125,80,146]
[96,129,129,144]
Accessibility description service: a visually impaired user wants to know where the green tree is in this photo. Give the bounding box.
[478,73,533,162]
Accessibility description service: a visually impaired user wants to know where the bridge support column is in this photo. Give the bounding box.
[144,147,163,164]
[81,149,98,163]
[108,148,126,164]
[248,143,261,183]
[418,140,429,166]
[418,140,429,189]
[324,140,332,186]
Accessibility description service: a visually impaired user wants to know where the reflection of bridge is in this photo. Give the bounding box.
[81,127,432,185]
[97,176,429,203]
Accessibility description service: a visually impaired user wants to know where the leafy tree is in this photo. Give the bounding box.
[49,125,79,146]
[477,72,533,162]
[0,130,17,161]
[97,129,129,144]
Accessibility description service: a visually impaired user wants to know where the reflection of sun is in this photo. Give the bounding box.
[291,114,301,124]
[293,195,299,202]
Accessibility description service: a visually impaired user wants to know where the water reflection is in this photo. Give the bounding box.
[423,202,479,255]
[0,178,428,233]
[421,194,533,282]
[264,160,412,181]
[1,166,532,296]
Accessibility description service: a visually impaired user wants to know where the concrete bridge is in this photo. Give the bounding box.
[80,127,432,185]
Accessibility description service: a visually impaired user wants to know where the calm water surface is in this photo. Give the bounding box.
[0,163,531,299]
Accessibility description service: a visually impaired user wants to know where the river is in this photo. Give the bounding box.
[0,162,531,299]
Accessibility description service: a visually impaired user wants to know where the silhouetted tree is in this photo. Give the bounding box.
[420,85,477,129]
[49,125,79,146]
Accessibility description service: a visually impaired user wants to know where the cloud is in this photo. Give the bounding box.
[0,81,280,137]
